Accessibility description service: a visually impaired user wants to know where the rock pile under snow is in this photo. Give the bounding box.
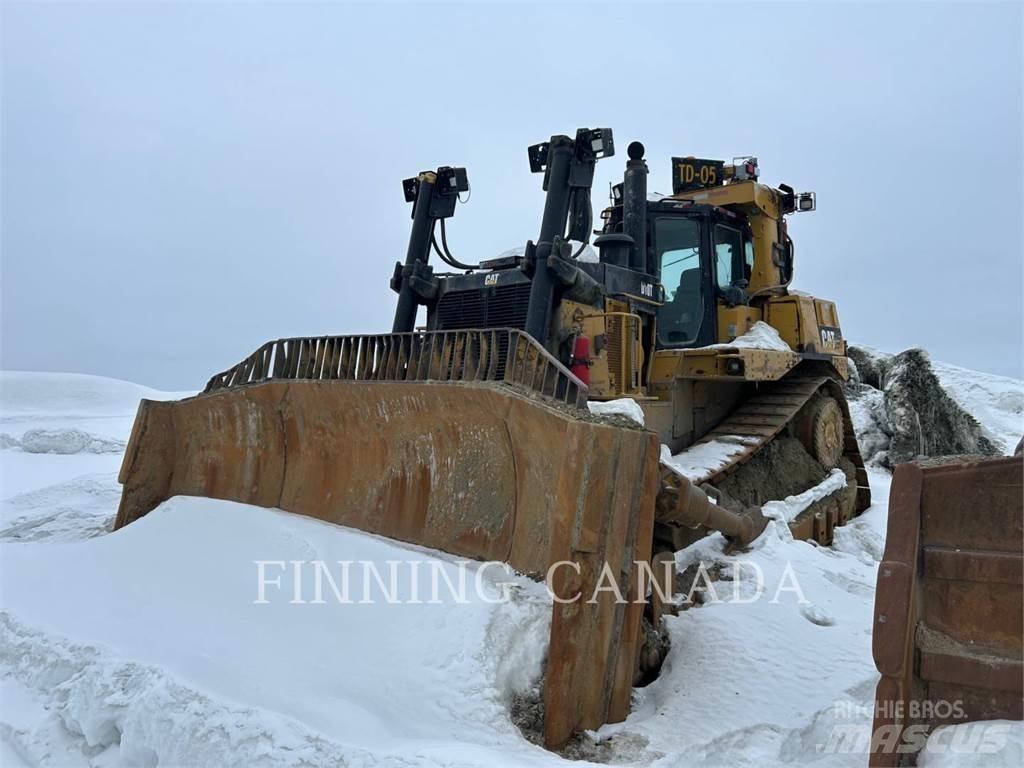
[846,346,1015,467]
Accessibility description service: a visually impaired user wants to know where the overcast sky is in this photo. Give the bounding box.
[2,2,1021,389]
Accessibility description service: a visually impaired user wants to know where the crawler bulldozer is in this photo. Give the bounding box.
[115,128,871,748]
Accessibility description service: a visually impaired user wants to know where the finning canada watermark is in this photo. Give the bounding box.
[252,558,810,606]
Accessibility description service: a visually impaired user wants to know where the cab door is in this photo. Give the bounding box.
[653,213,716,349]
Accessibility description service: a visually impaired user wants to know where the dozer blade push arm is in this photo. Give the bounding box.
[656,467,769,547]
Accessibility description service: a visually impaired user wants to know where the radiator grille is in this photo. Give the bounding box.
[435,282,532,331]
[604,300,641,397]
[607,314,624,393]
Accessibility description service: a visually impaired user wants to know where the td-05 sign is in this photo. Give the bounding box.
[672,157,725,193]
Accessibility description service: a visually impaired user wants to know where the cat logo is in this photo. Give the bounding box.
[819,326,842,347]
[484,274,499,286]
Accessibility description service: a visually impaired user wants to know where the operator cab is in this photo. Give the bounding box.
[651,205,755,349]
[599,151,810,353]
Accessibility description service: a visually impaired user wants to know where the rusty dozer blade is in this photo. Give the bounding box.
[870,455,1023,766]
[115,329,661,750]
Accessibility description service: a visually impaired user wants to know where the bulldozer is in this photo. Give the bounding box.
[114,128,871,748]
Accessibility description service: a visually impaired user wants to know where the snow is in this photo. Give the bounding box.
[0,499,552,767]
[587,398,645,425]
[0,372,191,498]
[703,321,793,353]
[14,428,125,455]
[761,469,849,524]
[496,241,599,264]
[932,360,1023,454]
[851,344,890,372]
[847,346,1023,464]
[571,241,600,263]
[0,451,125,500]
[0,371,188,444]
[846,385,890,467]
[918,720,1024,767]
[594,468,894,767]
[660,436,760,483]
[0,371,182,417]
[1,366,1021,766]
[1,473,120,541]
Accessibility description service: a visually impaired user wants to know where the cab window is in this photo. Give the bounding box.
[714,224,745,289]
[655,217,703,346]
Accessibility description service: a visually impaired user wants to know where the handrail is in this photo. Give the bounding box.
[203,328,589,409]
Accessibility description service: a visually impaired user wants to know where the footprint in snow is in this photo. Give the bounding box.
[823,570,874,597]
[800,604,835,627]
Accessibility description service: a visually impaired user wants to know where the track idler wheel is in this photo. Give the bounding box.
[798,395,844,469]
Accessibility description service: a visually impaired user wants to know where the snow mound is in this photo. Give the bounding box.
[706,321,793,353]
[884,349,997,461]
[0,372,188,471]
[588,398,645,425]
[0,496,553,766]
[0,371,187,499]
[0,612,355,768]
[932,361,1024,454]
[0,371,182,417]
[8,429,125,455]
[846,346,1012,466]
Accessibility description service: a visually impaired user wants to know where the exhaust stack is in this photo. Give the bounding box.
[623,141,649,273]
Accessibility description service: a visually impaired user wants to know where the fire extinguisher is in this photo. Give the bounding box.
[569,335,591,386]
